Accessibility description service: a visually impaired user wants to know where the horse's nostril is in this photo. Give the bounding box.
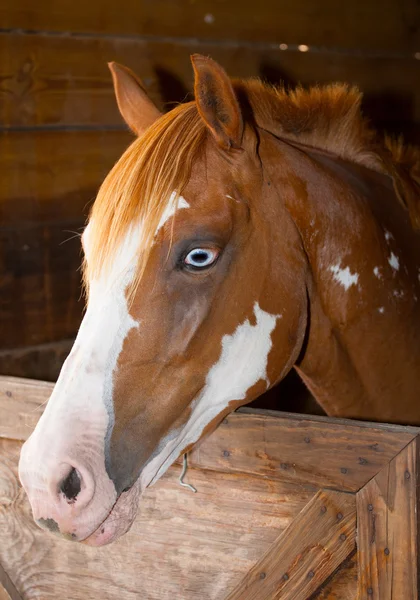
[60,467,82,501]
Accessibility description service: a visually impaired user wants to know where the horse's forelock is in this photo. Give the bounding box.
[82,102,206,302]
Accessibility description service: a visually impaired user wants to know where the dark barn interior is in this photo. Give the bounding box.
[1,1,419,413]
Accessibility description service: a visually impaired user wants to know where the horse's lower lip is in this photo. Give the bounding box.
[81,480,141,547]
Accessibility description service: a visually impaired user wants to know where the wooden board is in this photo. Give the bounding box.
[0,562,23,600]
[357,437,420,599]
[226,490,356,600]
[0,340,73,382]
[1,376,418,492]
[0,130,131,350]
[1,0,419,54]
[0,439,314,600]
[0,377,419,599]
[1,33,419,141]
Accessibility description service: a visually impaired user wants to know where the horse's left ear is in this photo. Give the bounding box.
[108,62,162,136]
[191,54,243,150]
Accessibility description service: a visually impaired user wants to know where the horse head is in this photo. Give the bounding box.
[18,55,316,545]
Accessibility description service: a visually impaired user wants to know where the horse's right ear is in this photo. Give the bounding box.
[108,62,162,136]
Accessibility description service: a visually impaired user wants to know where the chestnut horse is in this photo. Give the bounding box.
[19,55,420,546]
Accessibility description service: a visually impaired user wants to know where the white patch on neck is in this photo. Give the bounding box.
[373,266,382,279]
[329,263,359,290]
[388,253,399,271]
[378,307,385,314]
[140,303,281,489]
[155,192,190,237]
[384,230,393,242]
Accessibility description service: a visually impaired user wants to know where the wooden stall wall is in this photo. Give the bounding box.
[1,0,419,380]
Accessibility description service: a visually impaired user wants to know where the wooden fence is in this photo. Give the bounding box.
[1,376,419,599]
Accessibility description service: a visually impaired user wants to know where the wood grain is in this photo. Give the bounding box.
[0,129,130,349]
[0,0,419,53]
[2,377,419,494]
[225,489,356,600]
[357,436,420,599]
[0,340,73,382]
[0,438,313,600]
[0,33,419,142]
[189,410,419,492]
[0,562,23,600]
[0,130,130,223]
[310,552,357,599]
[0,377,53,441]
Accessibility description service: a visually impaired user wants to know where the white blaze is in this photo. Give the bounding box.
[18,220,143,536]
[155,192,190,236]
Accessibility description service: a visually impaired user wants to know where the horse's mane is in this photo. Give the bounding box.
[84,79,420,296]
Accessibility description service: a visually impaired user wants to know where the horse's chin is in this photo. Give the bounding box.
[82,480,141,547]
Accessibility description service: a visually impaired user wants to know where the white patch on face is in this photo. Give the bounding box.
[388,252,399,271]
[373,266,382,279]
[378,307,385,314]
[19,220,142,539]
[393,289,404,299]
[140,302,281,489]
[329,263,359,291]
[155,192,190,237]
[384,229,393,242]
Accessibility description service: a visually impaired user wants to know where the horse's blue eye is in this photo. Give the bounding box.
[184,248,219,269]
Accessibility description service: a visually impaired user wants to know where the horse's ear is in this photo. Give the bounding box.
[108,62,162,136]
[191,54,243,150]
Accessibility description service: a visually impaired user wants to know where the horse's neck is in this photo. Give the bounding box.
[266,136,420,424]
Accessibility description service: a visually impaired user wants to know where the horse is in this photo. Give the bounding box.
[19,54,420,547]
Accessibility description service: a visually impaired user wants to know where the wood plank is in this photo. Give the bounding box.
[0,0,419,54]
[357,436,420,599]
[0,129,130,349]
[1,377,418,494]
[0,33,419,144]
[0,129,131,222]
[0,563,22,600]
[310,551,357,599]
[225,489,356,600]
[190,410,419,492]
[0,340,73,382]
[0,438,314,600]
[0,377,53,441]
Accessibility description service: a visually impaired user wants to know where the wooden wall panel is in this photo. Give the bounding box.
[1,0,419,54]
[0,340,73,382]
[1,2,419,377]
[1,32,419,142]
[0,130,131,350]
